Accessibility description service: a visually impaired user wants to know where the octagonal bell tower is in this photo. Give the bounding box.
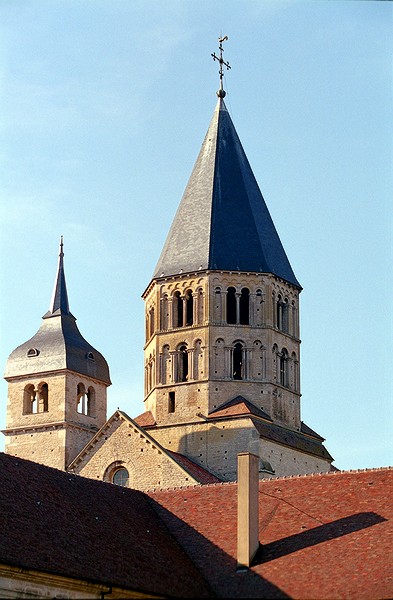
[142,93,302,432]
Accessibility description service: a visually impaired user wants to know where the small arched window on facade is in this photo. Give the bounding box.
[113,467,129,487]
[173,291,183,328]
[276,295,289,333]
[185,290,193,326]
[239,288,250,325]
[227,287,236,324]
[280,349,289,387]
[233,342,243,380]
[27,348,39,357]
[23,384,36,414]
[177,344,188,382]
[77,383,87,414]
[38,382,49,413]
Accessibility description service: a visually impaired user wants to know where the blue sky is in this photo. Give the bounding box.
[0,0,391,471]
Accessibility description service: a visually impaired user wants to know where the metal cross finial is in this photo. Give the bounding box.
[211,35,231,98]
[59,235,64,257]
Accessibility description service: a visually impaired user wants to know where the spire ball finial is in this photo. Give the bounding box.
[59,235,64,257]
[211,35,231,98]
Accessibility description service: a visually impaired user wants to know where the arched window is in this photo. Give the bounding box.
[276,295,289,333]
[174,291,183,328]
[280,349,289,387]
[113,467,129,487]
[23,384,36,414]
[227,287,236,324]
[38,383,48,413]
[177,344,188,382]
[185,290,193,326]
[77,383,87,414]
[233,342,243,380]
[239,288,250,325]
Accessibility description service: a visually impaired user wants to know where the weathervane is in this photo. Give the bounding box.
[211,35,231,98]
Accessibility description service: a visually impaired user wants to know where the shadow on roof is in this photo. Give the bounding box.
[255,511,387,565]
[147,497,290,599]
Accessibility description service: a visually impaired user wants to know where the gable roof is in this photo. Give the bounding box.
[1,452,392,598]
[69,410,221,486]
[209,395,273,420]
[167,450,222,485]
[153,98,300,288]
[149,467,393,599]
[0,452,212,597]
[206,396,332,463]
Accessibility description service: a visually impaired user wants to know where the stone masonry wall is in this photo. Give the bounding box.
[73,415,201,491]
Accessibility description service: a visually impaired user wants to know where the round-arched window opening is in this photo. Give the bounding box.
[113,467,129,487]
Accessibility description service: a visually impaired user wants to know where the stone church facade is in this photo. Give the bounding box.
[3,87,334,490]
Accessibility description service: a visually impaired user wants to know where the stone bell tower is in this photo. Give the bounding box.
[139,39,333,480]
[3,238,111,470]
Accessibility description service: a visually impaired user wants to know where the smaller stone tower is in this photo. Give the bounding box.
[3,238,111,470]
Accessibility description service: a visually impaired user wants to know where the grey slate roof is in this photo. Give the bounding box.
[153,98,300,288]
[4,242,110,384]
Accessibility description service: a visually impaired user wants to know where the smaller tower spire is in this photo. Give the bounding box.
[211,35,231,98]
[47,236,70,316]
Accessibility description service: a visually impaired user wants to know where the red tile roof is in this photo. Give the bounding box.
[2,450,392,598]
[0,452,212,597]
[148,467,393,599]
[167,450,222,484]
[134,409,156,427]
[208,395,272,420]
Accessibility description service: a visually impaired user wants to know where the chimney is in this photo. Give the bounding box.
[237,452,259,569]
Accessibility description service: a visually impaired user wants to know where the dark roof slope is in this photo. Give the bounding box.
[0,452,212,597]
[153,99,300,288]
[149,467,393,599]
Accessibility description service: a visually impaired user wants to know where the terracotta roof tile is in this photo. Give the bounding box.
[0,452,212,597]
[149,468,393,599]
[209,396,272,420]
[134,410,156,427]
[167,450,222,484]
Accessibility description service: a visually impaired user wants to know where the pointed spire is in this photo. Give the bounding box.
[153,99,300,288]
[47,236,70,316]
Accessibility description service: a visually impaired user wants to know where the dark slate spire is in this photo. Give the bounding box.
[46,236,71,317]
[5,238,111,384]
[153,98,301,288]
